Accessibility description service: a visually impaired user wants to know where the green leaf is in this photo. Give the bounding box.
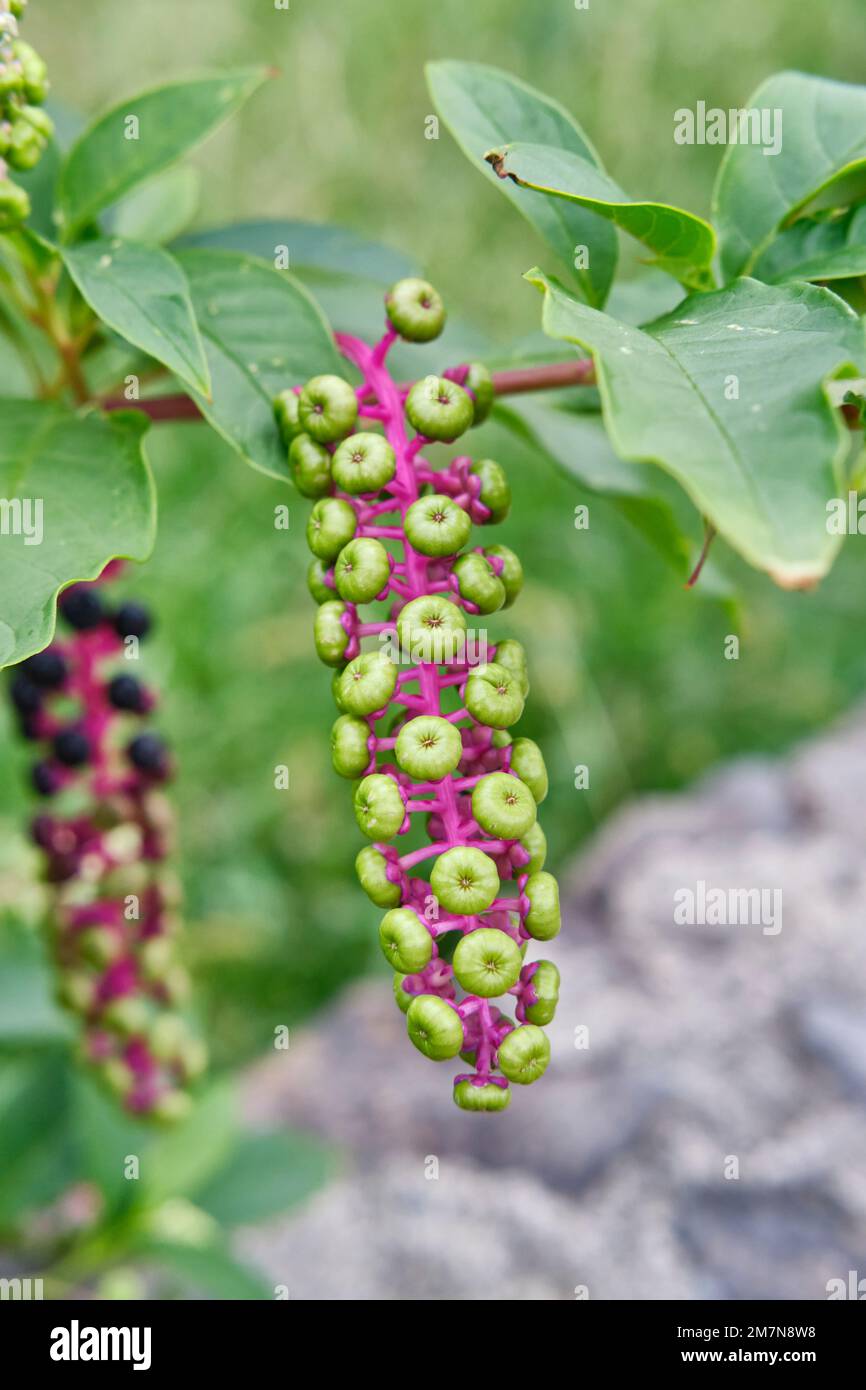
[488,143,716,291]
[57,69,270,241]
[527,269,865,588]
[140,1079,238,1206]
[0,1056,71,1227]
[195,1131,335,1226]
[426,60,617,307]
[140,1238,270,1299]
[176,219,416,284]
[714,72,866,281]
[0,403,156,669]
[175,249,341,479]
[499,401,731,595]
[61,237,210,396]
[0,923,69,1045]
[753,202,866,285]
[109,166,201,244]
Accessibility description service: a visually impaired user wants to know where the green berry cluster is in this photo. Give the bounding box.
[0,0,51,228]
[275,279,561,1112]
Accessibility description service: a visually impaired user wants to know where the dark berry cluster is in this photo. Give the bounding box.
[0,0,52,227]
[8,573,204,1120]
[274,279,560,1112]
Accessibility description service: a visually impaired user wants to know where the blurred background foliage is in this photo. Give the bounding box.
[1,0,866,1295]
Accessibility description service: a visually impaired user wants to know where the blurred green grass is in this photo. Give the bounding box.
[2,0,866,1063]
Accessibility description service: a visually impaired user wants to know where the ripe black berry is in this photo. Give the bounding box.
[107,673,146,712]
[10,672,42,714]
[22,648,67,688]
[17,712,41,741]
[128,731,168,776]
[31,761,59,796]
[53,728,91,766]
[60,587,104,631]
[114,602,152,640]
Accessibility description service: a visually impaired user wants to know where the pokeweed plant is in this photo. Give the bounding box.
[0,36,865,1113]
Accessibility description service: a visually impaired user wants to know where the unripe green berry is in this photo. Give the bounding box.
[510,737,549,804]
[430,845,500,916]
[354,773,405,840]
[151,1090,193,1124]
[465,662,525,729]
[385,277,445,342]
[138,934,173,989]
[13,40,48,103]
[453,1078,511,1112]
[524,871,561,941]
[334,536,390,604]
[331,667,347,712]
[395,714,463,781]
[289,434,332,499]
[524,960,560,1025]
[492,638,530,698]
[306,497,357,561]
[149,1013,189,1061]
[470,458,511,523]
[307,557,334,604]
[331,713,372,778]
[396,594,466,664]
[452,926,522,997]
[464,363,495,426]
[406,994,463,1060]
[331,432,396,495]
[6,119,42,170]
[19,104,52,140]
[472,770,537,840]
[337,649,398,716]
[101,1058,136,1098]
[497,1023,550,1084]
[57,970,96,1014]
[313,599,350,667]
[298,374,358,443]
[78,926,123,968]
[357,845,402,908]
[102,996,150,1035]
[404,493,472,558]
[485,544,523,607]
[405,375,474,441]
[453,551,506,614]
[378,907,433,974]
[520,820,548,874]
[393,971,414,1013]
[274,388,303,445]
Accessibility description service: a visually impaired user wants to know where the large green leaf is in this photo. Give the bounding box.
[62,237,211,396]
[426,60,617,307]
[176,219,416,284]
[109,166,201,244]
[527,269,865,587]
[714,72,866,281]
[57,69,269,241]
[175,249,341,479]
[499,401,731,596]
[487,144,716,291]
[0,1056,71,1228]
[195,1132,334,1227]
[753,203,866,284]
[0,403,155,668]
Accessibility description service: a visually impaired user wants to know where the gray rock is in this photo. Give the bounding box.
[240,713,866,1300]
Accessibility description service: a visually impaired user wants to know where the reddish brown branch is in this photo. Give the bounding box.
[99,358,598,422]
